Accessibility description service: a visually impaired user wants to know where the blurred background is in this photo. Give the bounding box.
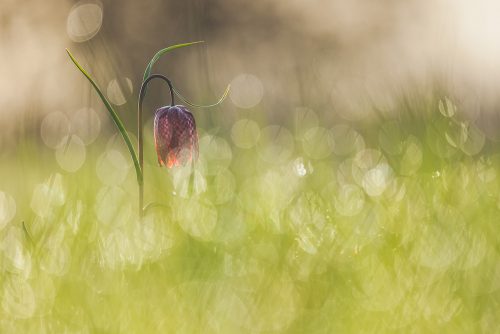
[1,1,500,332]
[2,0,500,148]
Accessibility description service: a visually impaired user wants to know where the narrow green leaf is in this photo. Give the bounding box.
[143,41,204,81]
[173,84,231,108]
[66,49,142,182]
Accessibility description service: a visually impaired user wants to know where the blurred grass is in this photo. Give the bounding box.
[1,94,500,333]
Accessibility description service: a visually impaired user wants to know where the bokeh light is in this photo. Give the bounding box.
[399,135,423,175]
[94,185,132,225]
[2,227,32,279]
[106,77,133,106]
[301,127,334,159]
[0,191,16,230]
[230,119,261,149]
[55,135,86,172]
[171,166,207,198]
[96,149,130,185]
[335,184,365,216]
[71,107,101,145]
[258,125,294,164]
[39,226,70,276]
[294,107,319,138]
[229,74,264,109]
[66,1,103,42]
[199,135,232,175]
[352,149,388,188]
[106,132,138,160]
[287,192,329,255]
[2,275,35,319]
[40,111,71,149]
[174,197,217,241]
[292,157,313,177]
[361,163,393,197]
[30,173,66,219]
[330,125,365,156]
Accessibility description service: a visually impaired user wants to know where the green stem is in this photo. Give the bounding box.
[138,74,175,217]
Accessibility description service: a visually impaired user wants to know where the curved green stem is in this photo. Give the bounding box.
[138,74,175,216]
[173,84,231,108]
[143,41,230,108]
[66,49,143,184]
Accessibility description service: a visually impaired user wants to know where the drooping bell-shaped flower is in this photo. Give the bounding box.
[153,105,199,168]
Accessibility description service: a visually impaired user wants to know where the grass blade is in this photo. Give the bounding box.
[66,49,142,182]
[142,41,204,82]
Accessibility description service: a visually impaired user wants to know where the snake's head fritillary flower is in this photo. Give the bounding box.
[154,105,199,168]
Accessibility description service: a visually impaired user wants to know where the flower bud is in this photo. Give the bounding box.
[153,105,198,168]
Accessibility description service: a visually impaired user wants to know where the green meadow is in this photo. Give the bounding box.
[1,91,499,332]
